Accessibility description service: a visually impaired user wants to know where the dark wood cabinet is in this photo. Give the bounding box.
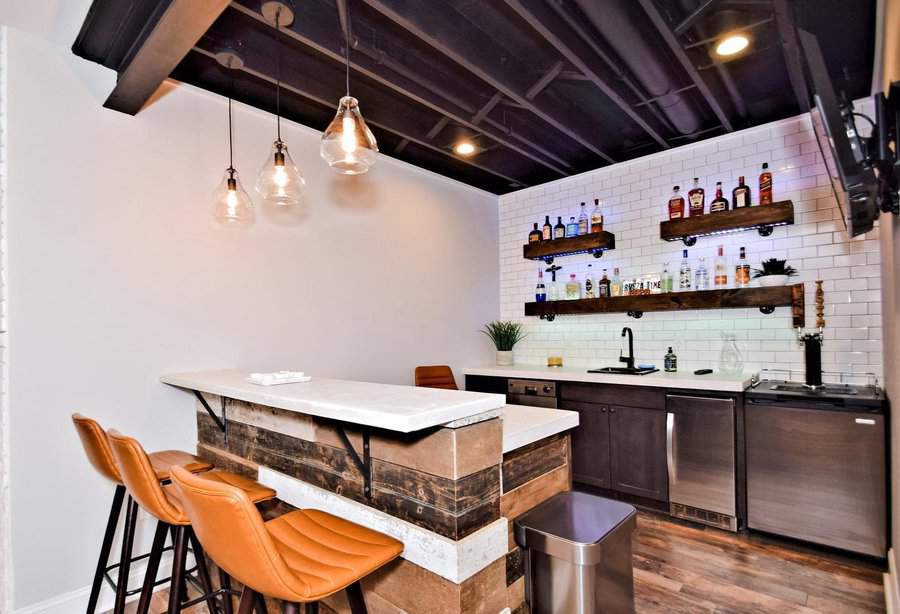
[609,405,668,502]
[560,400,611,488]
[464,375,508,396]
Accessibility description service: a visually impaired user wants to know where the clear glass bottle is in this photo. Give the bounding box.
[714,245,728,288]
[535,269,547,302]
[584,264,595,299]
[566,216,579,238]
[565,273,581,300]
[590,198,604,233]
[548,275,559,301]
[664,347,677,372]
[661,262,674,293]
[695,257,710,290]
[611,267,622,297]
[679,249,692,290]
[719,334,744,374]
[578,202,589,235]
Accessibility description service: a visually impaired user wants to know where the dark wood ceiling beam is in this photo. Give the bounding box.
[637,0,734,131]
[358,0,616,163]
[103,0,230,114]
[525,61,564,100]
[229,1,569,176]
[189,46,527,187]
[505,0,670,148]
[773,0,811,112]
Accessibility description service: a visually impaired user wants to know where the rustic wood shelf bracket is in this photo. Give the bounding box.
[759,305,775,314]
[193,390,227,442]
[336,425,373,499]
[627,310,644,319]
[758,225,774,237]
[540,313,556,322]
[682,236,697,247]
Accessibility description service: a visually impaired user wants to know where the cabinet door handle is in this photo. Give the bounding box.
[855,418,876,425]
[600,407,607,413]
[666,412,676,485]
[609,407,616,413]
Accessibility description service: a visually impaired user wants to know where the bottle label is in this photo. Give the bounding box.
[689,192,704,213]
[529,234,540,243]
[542,227,552,240]
[735,190,749,208]
[578,220,588,234]
[599,283,608,298]
[591,215,603,233]
[554,228,565,239]
[680,270,691,289]
[736,265,750,285]
[585,279,594,298]
[760,174,772,204]
[710,199,727,212]
[715,274,728,286]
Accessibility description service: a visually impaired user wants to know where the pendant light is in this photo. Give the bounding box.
[256,2,305,205]
[320,6,378,174]
[213,97,254,225]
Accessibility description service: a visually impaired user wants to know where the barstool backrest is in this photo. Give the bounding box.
[169,466,308,601]
[107,430,187,525]
[414,365,458,390]
[72,413,123,485]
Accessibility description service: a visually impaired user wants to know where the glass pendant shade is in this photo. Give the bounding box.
[256,140,305,205]
[213,169,254,226]
[320,96,378,174]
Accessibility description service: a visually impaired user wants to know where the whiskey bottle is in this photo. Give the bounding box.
[528,223,542,243]
[598,269,611,298]
[554,216,566,239]
[668,185,685,220]
[542,215,553,240]
[577,202,589,235]
[590,198,604,233]
[759,162,773,205]
[688,177,705,216]
[735,247,750,287]
[732,175,751,208]
[709,181,729,213]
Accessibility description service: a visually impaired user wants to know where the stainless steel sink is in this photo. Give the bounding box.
[587,366,659,375]
[767,383,859,395]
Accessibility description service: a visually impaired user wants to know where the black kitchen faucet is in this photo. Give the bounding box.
[620,327,635,370]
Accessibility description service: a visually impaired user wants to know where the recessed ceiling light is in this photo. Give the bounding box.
[454,141,476,156]
[715,33,750,57]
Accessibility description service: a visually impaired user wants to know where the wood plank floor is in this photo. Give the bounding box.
[112,511,886,614]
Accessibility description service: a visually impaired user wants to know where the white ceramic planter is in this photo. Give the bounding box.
[757,274,789,287]
[496,350,514,366]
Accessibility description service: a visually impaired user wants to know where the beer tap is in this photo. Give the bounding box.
[796,280,825,388]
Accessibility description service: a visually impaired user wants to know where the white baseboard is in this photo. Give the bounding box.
[886,548,899,614]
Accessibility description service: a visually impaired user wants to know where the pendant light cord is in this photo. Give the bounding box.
[228,96,235,175]
[344,7,352,96]
[275,10,282,142]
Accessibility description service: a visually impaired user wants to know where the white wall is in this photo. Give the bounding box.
[2,3,499,610]
[0,25,10,614]
[499,112,882,377]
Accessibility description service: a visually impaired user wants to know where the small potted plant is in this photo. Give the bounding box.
[752,258,798,287]
[481,321,526,366]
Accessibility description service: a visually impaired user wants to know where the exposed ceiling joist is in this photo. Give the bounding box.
[637,0,734,132]
[525,61,565,100]
[358,0,616,164]
[103,0,230,114]
[472,92,504,125]
[229,2,569,176]
[774,0,812,112]
[505,0,670,149]
[674,0,720,35]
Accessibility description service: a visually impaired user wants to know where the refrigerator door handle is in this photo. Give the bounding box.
[666,412,676,486]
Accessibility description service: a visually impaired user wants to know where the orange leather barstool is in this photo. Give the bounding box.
[72,414,214,614]
[170,465,404,614]
[107,429,277,614]
[414,365,458,390]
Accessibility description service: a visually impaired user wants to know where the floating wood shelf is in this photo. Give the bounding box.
[525,284,805,327]
[522,231,616,263]
[660,201,794,246]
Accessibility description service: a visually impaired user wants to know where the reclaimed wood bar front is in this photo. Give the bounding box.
[161,370,578,614]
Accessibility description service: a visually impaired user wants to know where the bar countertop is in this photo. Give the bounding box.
[161,369,505,433]
[464,364,755,392]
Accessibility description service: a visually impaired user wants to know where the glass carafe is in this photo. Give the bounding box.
[718,334,744,374]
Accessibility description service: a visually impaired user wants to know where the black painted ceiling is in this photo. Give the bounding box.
[72,0,876,194]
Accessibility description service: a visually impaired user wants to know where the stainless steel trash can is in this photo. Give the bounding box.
[515,491,636,614]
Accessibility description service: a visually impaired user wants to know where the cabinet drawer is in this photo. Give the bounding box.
[559,381,666,409]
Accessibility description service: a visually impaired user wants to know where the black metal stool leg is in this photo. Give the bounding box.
[87,485,126,614]
[167,526,189,614]
[346,582,367,614]
[113,496,139,614]
[254,591,269,614]
[236,587,256,614]
[136,520,169,614]
[305,602,319,614]
[219,568,235,614]
[186,528,220,614]
[170,526,188,605]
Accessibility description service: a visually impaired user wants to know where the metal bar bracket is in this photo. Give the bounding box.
[336,426,372,499]
[193,390,227,442]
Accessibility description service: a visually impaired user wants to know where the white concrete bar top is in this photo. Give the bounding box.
[502,405,579,453]
[464,364,756,393]
[161,369,506,433]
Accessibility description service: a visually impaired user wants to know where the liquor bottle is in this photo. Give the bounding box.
[548,277,559,301]
[528,223,542,243]
[584,264,595,299]
[565,273,581,300]
[664,347,678,372]
[598,269,611,298]
[679,249,692,290]
[695,257,710,290]
[732,175,751,208]
[590,198,604,233]
[611,267,622,297]
[566,216,579,238]
[735,246,750,287]
[577,202,589,235]
[542,215,553,240]
[535,269,546,302]
[554,216,566,239]
[759,162,773,205]
[714,245,728,288]
[709,181,729,213]
[668,185,685,220]
[661,262,674,293]
[688,177,705,217]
